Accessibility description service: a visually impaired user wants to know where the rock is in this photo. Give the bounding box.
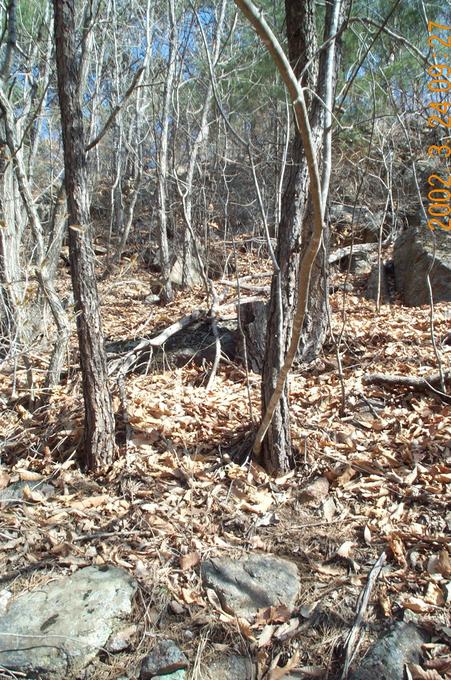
[0,565,137,679]
[299,476,329,505]
[153,671,186,680]
[201,555,300,620]
[329,204,384,243]
[202,654,254,679]
[394,219,451,306]
[140,639,188,679]
[0,480,54,504]
[144,294,160,305]
[169,250,205,288]
[366,263,390,303]
[348,251,373,275]
[106,624,137,653]
[349,621,428,680]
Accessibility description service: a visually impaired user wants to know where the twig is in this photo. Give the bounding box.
[341,551,386,679]
[0,560,56,585]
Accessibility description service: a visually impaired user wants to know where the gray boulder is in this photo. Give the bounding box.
[0,480,54,504]
[349,621,428,680]
[329,204,384,243]
[0,565,137,679]
[366,262,390,303]
[394,219,451,306]
[201,555,300,620]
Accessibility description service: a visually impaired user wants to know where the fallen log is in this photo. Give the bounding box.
[363,370,451,402]
[108,309,206,375]
[329,243,378,265]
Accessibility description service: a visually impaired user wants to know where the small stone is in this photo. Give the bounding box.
[202,654,254,679]
[106,624,137,653]
[144,294,160,304]
[298,476,329,505]
[153,672,186,680]
[169,600,185,615]
[201,555,300,620]
[140,640,188,679]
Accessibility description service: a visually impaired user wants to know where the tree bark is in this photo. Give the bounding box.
[259,0,323,472]
[53,0,116,469]
[235,0,348,473]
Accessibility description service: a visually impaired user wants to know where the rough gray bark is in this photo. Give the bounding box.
[235,0,349,473]
[259,0,323,472]
[53,0,116,469]
[157,0,176,304]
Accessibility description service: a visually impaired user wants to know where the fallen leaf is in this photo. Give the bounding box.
[322,496,336,522]
[257,624,275,648]
[255,605,292,625]
[269,650,300,679]
[337,541,355,558]
[274,617,300,641]
[424,582,445,607]
[70,495,109,510]
[18,470,43,481]
[179,551,200,571]
[406,664,443,680]
[402,596,433,614]
[427,550,451,578]
[299,476,329,504]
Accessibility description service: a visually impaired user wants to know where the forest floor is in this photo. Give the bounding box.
[0,241,450,679]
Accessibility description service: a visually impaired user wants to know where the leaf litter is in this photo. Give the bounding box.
[0,251,449,679]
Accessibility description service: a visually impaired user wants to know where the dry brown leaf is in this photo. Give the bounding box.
[322,496,336,522]
[407,664,443,680]
[255,605,292,626]
[299,476,329,503]
[179,551,201,571]
[273,617,300,641]
[427,550,451,579]
[379,586,392,617]
[18,470,44,481]
[70,495,109,510]
[269,650,300,680]
[22,485,47,503]
[424,582,445,607]
[402,596,433,614]
[182,587,204,606]
[0,471,11,490]
[257,624,275,648]
[388,534,408,568]
[337,541,355,558]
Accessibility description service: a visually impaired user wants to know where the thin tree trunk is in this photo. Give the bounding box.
[235,0,348,473]
[53,0,116,469]
[157,0,177,304]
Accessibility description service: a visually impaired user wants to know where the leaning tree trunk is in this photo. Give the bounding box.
[236,0,348,473]
[156,0,177,304]
[53,0,116,470]
[259,0,323,472]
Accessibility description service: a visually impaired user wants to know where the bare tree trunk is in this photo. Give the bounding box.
[235,0,348,473]
[157,0,177,304]
[53,0,116,470]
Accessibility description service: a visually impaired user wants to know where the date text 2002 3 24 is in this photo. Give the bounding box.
[426,20,451,232]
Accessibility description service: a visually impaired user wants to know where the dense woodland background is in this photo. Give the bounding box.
[0,0,450,679]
